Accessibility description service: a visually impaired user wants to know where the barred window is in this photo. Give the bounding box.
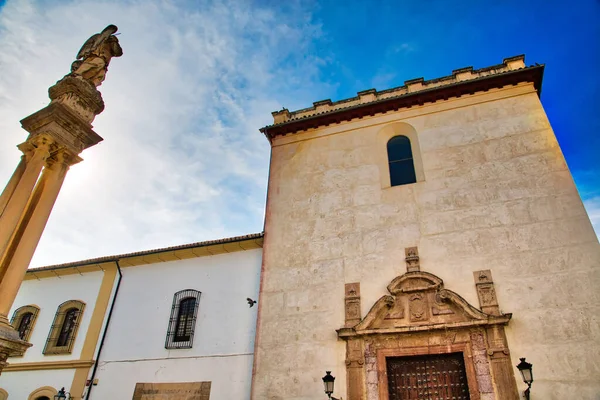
[387,135,416,187]
[166,289,201,349]
[10,305,40,344]
[56,308,79,347]
[43,300,85,355]
[18,313,34,338]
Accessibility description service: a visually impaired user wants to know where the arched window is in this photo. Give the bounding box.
[27,386,57,400]
[166,289,201,349]
[387,135,417,187]
[43,300,85,355]
[10,305,40,355]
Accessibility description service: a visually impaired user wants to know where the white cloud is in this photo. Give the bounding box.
[583,196,600,239]
[0,0,332,267]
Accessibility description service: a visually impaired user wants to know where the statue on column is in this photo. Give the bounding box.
[0,24,123,375]
[70,24,123,87]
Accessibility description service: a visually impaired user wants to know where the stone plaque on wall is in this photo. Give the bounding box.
[132,382,211,400]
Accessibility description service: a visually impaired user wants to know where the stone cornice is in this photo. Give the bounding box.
[337,316,512,339]
[261,57,544,140]
[3,359,94,371]
[20,102,103,154]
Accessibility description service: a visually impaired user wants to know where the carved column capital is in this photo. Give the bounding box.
[17,135,56,161]
[45,149,82,170]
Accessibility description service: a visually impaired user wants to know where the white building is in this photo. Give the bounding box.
[0,233,263,400]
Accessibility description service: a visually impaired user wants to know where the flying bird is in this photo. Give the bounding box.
[247,298,257,308]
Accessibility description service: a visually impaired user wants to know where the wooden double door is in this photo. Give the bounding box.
[386,352,470,400]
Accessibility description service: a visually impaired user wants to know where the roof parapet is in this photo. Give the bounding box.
[265,55,532,131]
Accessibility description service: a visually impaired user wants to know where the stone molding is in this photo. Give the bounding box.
[3,359,94,372]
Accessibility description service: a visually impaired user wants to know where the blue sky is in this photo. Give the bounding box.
[303,0,599,201]
[0,0,598,266]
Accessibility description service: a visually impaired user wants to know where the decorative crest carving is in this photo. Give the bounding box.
[338,270,511,338]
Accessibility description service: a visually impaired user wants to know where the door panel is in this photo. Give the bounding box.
[386,352,470,400]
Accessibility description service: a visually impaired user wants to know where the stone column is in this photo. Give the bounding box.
[0,138,52,260]
[0,150,78,317]
[0,24,122,373]
[0,155,26,216]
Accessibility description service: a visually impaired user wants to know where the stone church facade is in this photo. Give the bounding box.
[1,55,599,399]
[252,55,600,400]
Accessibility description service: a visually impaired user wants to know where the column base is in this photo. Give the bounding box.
[0,316,31,374]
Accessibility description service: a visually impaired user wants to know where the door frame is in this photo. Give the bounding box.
[377,343,479,400]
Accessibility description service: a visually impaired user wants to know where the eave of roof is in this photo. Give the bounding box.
[260,64,544,140]
[27,232,264,273]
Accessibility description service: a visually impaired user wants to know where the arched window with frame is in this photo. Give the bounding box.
[387,135,417,187]
[10,305,40,344]
[166,289,201,349]
[43,300,85,355]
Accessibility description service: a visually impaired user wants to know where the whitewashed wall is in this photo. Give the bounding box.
[1,270,105,397]
[8,270,104,362]
[0,369,74,399]
[89,248,262,399]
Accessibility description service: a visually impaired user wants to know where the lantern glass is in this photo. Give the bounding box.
[322,371,335,395]
[520,367,533,384]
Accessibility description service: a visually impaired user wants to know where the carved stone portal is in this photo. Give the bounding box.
[337,270,519,400]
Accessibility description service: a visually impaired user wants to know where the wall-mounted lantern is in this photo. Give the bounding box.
[516,358,533,400]
[54,387,71,400]
[322,371,342,400]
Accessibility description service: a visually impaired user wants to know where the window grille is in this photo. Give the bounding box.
[387,135,417,187]
[10,305,40,354]
[166,289,201,349]
[10,305,40,341]
[17,312,34,339]
[43,300,85,355]
[56,308,79,346]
